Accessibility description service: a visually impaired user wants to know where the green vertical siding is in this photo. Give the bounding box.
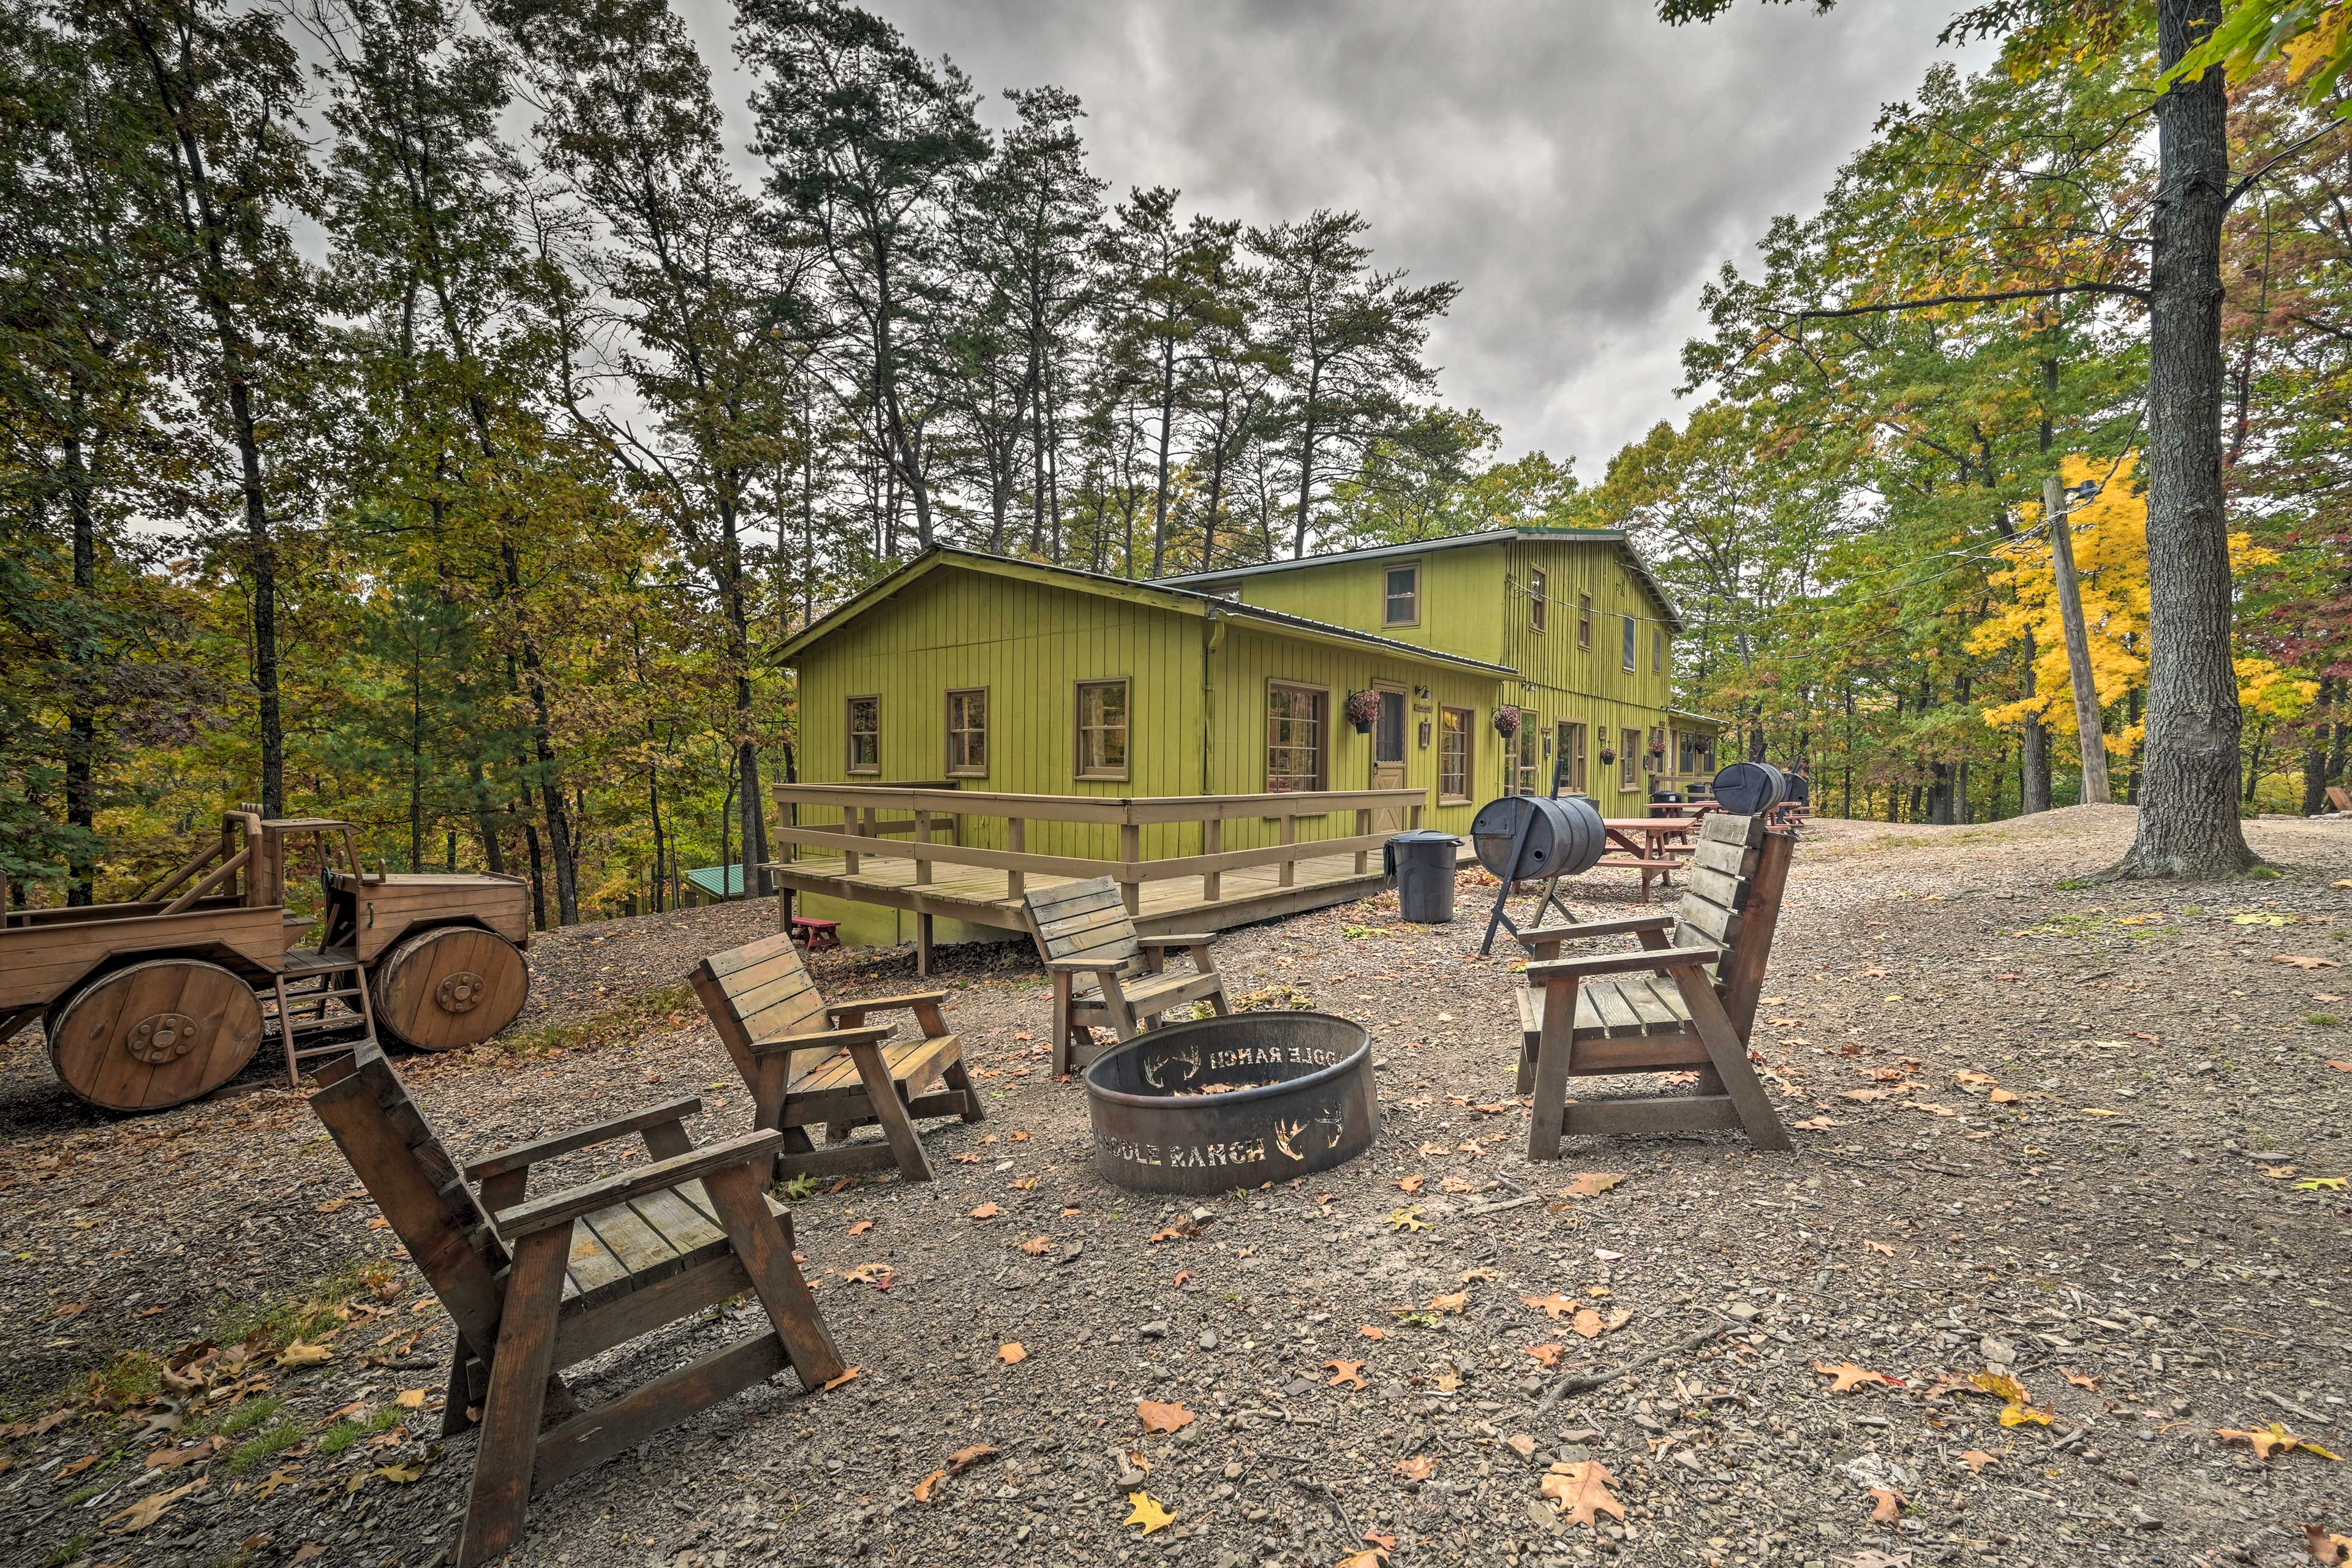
[1192,545,1508,668]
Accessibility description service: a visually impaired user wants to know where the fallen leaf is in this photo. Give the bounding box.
[1123,1489,1175,1535]
[1959,1449,1996,1474]
[290,1545,326,1564]
[1869,1486,1906,1523]
[911,1443,1000,1503]
[1137,1400,1195,1434]
[1989,1088,2020,1104]
[2277,956,2342,969]
[1019,1235,1052,1256]
[1396,1174,1426,1194]
[1525,1344,1566,1368]
[1864,1240,1895,1256]
[107,1477,205,1531]
[968,1203,1000,1219]
[1815,1361,1893,1393]
[2328,1061,2352,1073]
[1570,1309,1608,1340]
[1389,1206,1429,1232]
[1359,1325,1386,1341]
[394,1388,427,1409]
[1523,1294,1580,1320]
[2218,1421,2343,1461]
[998,1343,1025,1364]
[1999,1401,2052,1428]
[1561,1171,1629,1199]
[2062,1368,2100,1390]
[2296,1177,2348,1191]
[1433,1369,1463,1393]
[374,1462,424,1483]
[1325,1359,1368,1390]
[1395,1453,1436,1480]
[848,1221,874,1235]
[1540,1459,1626,1528]
[2307,1523,2352,1564]
[1506,1433,1537,1458]
[1429,1291,1468,1314]
[820,1366,862,1392]
[276,1343,332,1368]
[252,1469,298,1500]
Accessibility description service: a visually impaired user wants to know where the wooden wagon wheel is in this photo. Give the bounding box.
[46,958,264,1112]
[371,925,528,1052]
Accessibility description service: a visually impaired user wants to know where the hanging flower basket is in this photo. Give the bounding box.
[1493,707,1522,739]
[1344,689,1381,733]
[1597,745,1617,766]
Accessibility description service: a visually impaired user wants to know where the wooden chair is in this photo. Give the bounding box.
[308,1040,843,1568]
[2327,785,2352,814]
[1511,812,1795,1156]
[689,932,981,1185]
[1023,876,1229,1077]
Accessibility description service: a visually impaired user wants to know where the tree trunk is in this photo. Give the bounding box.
[62,424,97,907]
[2111,0,2256,875]
[2019,630,2052,814]
[2302,675,2340,815]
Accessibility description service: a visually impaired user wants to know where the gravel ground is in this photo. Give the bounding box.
[2,804,2348,1568]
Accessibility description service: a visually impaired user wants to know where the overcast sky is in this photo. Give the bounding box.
[669,1,1986,480]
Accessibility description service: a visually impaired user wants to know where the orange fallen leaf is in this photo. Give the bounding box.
[1540,1459,1625,1528]
[1506,1433,1536,1457]
[847,1220,874,1235]
[1522,1294,1580,1320]
[821,1366,862,1392]
[2307,1524,2352,1564]
[1560,1171,1629,1199]
[1396,1174,1426,1194]
[1137,1400,1195,1434]
[1394,1453,1436,1480]
[1863,1240,1895,1256]
[1989,1087,2020,1104]
[1525,1343,1565,1368]
[1870,1487,1905,1522]
[1429,1291,1468,1314]
[1359,1325,1386,1341]
[2277,955,2342,969]
[1019,1236,1052,1256]
[2218,1422,2343,1461]
[1960,1449,1996,1474]
[2062,1368,2100,1390]
[998,1344,1026,1364]
[1814,1361,1893,1393]
[1325,1359,1368,1390]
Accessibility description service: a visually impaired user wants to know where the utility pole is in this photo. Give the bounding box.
[2044,474,2112,806]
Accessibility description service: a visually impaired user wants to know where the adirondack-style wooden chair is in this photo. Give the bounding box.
[1023,876,1229,1077]
[308,1039,843,1568]
[689,931,981,1185]
[1511,811,1795,1156]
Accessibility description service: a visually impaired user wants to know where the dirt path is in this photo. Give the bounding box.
[2,806,2347,1568]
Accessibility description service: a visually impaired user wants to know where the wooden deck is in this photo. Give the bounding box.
[771,842,1468,945]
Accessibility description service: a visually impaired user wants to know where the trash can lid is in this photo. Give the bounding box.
[1387,829,1464,846]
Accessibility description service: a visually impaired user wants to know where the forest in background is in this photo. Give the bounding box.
[6,0,2348,929]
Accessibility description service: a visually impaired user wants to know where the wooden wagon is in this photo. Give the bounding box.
[0,807,531,1112]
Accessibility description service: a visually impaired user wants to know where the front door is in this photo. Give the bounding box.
[1557,722,1586,796]
[1371,684,1410,829]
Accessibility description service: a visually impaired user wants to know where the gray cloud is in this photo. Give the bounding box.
[678,0,1983,473]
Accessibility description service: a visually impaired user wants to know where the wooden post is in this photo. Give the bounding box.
[1410,801,1425,830]
[1278,814,1297,888]
[913,809,932,885]
[1006,818,1025,902]
[1354,808,1373,875]
[1202,818,1221,903]
[1118,824,1141,916]
[916,913,933,979]
[843,807,862,876]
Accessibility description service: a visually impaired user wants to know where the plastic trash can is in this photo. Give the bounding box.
[1384,829,1464,923]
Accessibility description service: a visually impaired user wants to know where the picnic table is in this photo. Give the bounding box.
[1594,818,1697,901]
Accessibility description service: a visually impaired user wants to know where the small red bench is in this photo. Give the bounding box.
[787,916,840,952]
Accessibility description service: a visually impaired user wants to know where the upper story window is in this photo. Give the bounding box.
[1075,679,1130,780]
[946,688,987,777]
[1529,568,1547,631]
[1383,564,1419,627]
[1653,630,1667,674]
[1577,594,1592,649]
[1621,616,1637,671]
[847,696,880,775]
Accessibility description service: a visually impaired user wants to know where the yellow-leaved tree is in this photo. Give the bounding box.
[1970,454,2285,762]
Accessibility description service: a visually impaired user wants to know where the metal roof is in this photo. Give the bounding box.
[774,546,1519,676]
[1160,527,1687,633]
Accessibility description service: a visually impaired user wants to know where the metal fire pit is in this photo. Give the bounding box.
[1083,1011,1378,1195]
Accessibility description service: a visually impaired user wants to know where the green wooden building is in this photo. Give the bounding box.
[773,547,1516,949]
[1168,527,1722,807]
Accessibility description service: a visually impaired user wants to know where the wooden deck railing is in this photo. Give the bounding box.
[772,783,1425,915]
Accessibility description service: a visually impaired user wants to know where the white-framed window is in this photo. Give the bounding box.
[847,695,880,775]
[1577,594,1592,650]
[1514,718,1541,796]
[1267,682,1327,792]
[1558,721,1586,794]
[1653,630,1667,674]
[1621,616,1637,671]
[1383,564,1419,627]
[1075,679,1129,780]
[1529,568,1547,631]
[1438,707,1472,802]
[1621,728,1640,790]
[946,688,987,777]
